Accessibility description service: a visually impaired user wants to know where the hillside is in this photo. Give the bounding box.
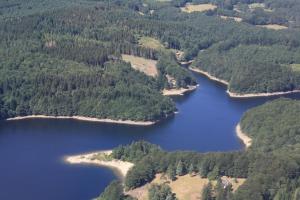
[1,0,300,121]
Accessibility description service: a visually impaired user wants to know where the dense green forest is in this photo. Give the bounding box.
[194,44,300,94]
[1,0,300,120]
[102,98,300,199]
[1,0,300,199]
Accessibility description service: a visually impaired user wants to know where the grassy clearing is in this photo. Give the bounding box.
[291,64,300,72]
[138,36,165,50]
[256,24,288,30]
[127,174,246,200]
[138,36,185,61]
[181,3,217,13]
[248,3,273,12]
[249,3,265,10]
[220,15,242,22]
[122,54,158,77]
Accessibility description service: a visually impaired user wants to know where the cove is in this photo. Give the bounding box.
[0,73,300,200]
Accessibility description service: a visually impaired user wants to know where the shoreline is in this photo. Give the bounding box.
[6,115,156,126]
[227,89,300,98]
[189,67,229,85]
[65,150,134,178]
[236,124,252,149]
[162,84,199,96]
[189,66,300,98]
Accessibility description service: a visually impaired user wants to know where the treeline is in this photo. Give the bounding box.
[156,52,197,88]
[102,98,300,199]
[96,180,135,200]
[111,141,248,190]
[240,98,300,152]
[194,44,300,94]
[0,53,176,121]
[1,2,200,121]
[2,0,300,107]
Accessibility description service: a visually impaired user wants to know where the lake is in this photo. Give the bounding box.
[1,73,300,200]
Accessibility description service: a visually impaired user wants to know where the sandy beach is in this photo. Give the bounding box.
[65,150,134,178]
[162,85,198,96]
[236,124,252,149]
[6,115,156,126]
[189,66,300,98]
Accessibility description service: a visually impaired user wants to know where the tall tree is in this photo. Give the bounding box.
[202,182,213,200]
[176,160,185,176]
[167,165,176,181]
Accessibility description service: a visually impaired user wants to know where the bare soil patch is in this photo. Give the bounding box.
[256,24,288,30]
[122,54,158,77]
[181,3,217,13]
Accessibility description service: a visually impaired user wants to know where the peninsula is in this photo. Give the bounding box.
[189,67,300,98]
[65,150,134,178]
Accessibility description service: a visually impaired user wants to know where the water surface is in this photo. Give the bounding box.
[1,73,300,200]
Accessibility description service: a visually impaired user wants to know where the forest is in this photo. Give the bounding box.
[1,0,300,199]
[99,98,300,200]
[1,0,300,120]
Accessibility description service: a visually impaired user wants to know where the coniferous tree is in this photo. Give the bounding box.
[167,165,176,181]
[202,182,213,200]
[176,160,185,176]
[188,163,194,176]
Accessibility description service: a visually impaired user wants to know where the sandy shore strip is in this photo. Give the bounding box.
[6,115,156,126]
[227,89,300,98]
[65,150,134,178]
[162,85,199,96]
[236,124,252,149]
[189,66,300,98]
[189,67,229,85]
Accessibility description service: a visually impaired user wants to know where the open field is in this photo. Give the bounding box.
[249,3,265,10]
[249,3,273,12]
[220,15,242,22]
[138,36,165,50]
[181,3,217,13]
[256,24,288,30]
[291,64,300,72]
[127,174,246,200]
[122,54,158,77]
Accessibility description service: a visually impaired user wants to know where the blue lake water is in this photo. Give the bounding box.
[1,73,300,200]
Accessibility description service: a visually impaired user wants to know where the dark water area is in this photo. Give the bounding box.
[1,73,300,200]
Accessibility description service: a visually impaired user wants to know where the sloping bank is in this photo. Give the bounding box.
[236,124,252,149]
[162,84,199,96]
[189,67,300,98]
[6,115,156,126]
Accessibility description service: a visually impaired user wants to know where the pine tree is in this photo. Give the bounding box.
[176,160,185,176]
[202,182,213,200]
[188,163,194,176]
[167,165,176,181]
